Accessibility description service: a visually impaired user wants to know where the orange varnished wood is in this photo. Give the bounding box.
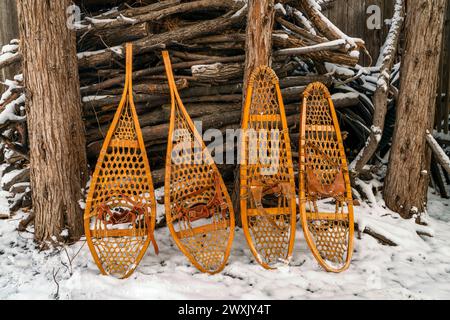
[84,43,158,279]
[299,82,354,273]
[240,66,297,269]
[163,51,235,275]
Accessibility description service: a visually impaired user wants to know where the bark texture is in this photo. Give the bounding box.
[17,0,88,242]
[242,0,275,94]
[384,0,447,218]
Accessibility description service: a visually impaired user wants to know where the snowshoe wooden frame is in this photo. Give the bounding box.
[240,66,297,269]
[299,82,354,273]
[84,43,158,279]
[162,51,235,275]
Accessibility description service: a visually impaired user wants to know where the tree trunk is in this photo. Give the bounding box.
[17,0,88,242]
[242,0,275,95]
[231,0,275,224]
[0,0,19,90]
[384,0,447,218]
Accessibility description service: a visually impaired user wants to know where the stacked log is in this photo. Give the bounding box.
[1,0,375,213]
[0,74,30,215]
[76,0,365,175]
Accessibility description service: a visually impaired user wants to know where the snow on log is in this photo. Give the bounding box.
[77,0,242,32]
[290,5,317,35]
[331,92,360,108]
[300,0,362,51]
[427,131,450,174]
[0,40,22,70]
[77,7,247,69]
[0,94,26,128]
[275,39,346,56]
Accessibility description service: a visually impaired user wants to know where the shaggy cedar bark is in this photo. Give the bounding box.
[232,0,275,223]
[17,0,88,242]
[242,0,275,94]
[384,0,447,218]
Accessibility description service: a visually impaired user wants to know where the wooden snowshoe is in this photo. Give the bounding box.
[162,51,235,274]
[299,82,354,273]
[240,66,297,269]
[84,43,158,279]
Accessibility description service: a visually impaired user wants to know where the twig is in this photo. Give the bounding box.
[52,268,60,300]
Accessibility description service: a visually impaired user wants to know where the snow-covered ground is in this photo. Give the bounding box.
[1,174,449,300]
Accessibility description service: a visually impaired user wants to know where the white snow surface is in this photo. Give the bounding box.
[325,63,355,78]
[77,46,123,59]
[0,94,26,125]
[1,166,450,299]
[274,3,287,16]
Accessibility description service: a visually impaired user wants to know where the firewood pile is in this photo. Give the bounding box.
[76,0,367,176]
[0,72,30,215]
[0,0,406,214]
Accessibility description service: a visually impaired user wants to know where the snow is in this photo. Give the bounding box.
[1,163,450,299]
[325,63,355,78]
[0,40,20,66]
[278,39,346,56]
[0,168,28,190]
[84,14,138,27]
[14,74,23,82]
[374,0,404,93]
[273,33,289,40]
[315,0,334,10]
[433,130,450,141]
[426,131,450,172]
[82,95,110,102]
[0,52,17,65]
[274,3,287,16]
[371,126,382,143]
[0,78,22,105]
[309,0,322,11]
[331,92,359,101]
[231,4,247,19]
[349,50,360,58]
[337,84,374,111]
[1,43,19,54]
[305,0,358,50]
[292,9,317,35]
[118,14,138,24]
[376,1,404,67]
[77,46,123,59]
[85,17,117,25]
[0,94,26,126]
[361,81,377,92]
